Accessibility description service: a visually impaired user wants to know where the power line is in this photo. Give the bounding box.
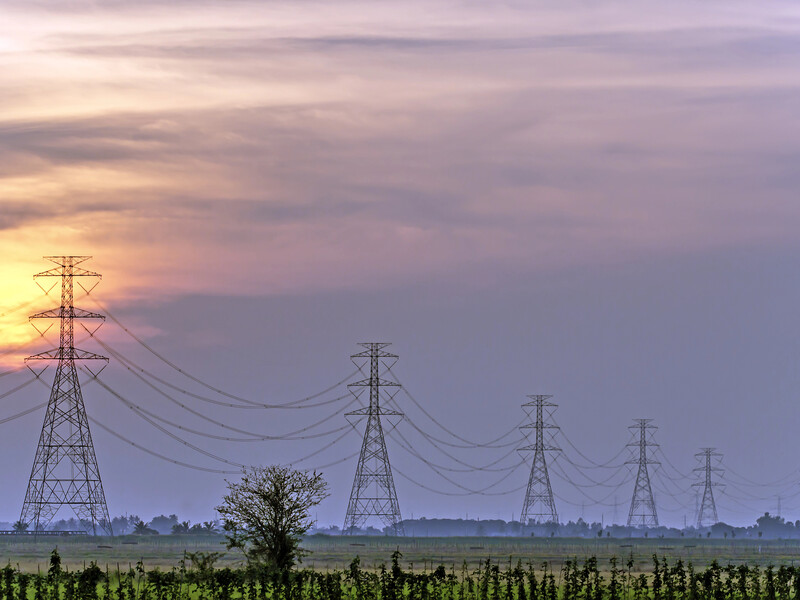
[389,426,527,495]
[90,332,352,411]
[85,356,359,441]
[654,465,695,494]
[721,479,799,501]
[288,428,359,467]
[0,366,27,378]
[90,375,248,469]
[89,415,240,475]
[552,456,631,488]
[85,374,358,474]
[0,297,44,319]
[396,414,525,471]
[101,385,352,443]
[720,461,799,488]
[393,465,527,497]
[552,420,628,469]
[552,484,630,509]
[399,409,521,450]
[390,368,523,449]
[549,460,633,507]
[0,376,39,401]
[0,401,47,425]
[389,428,522,473]
[86,293,355,409]
[649,476,694,512]
[654,446,692,480]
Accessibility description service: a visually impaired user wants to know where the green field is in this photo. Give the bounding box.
[2,535,800,573]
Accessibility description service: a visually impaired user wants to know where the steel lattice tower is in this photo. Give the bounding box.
[693,448,722,528]
[626,419,659,528]
[519,395,560,524]
[343,343,404,535]
[20,256,112,535]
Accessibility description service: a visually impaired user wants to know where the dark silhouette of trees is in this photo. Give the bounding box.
[12,520,28,533]
[132,520,158,535]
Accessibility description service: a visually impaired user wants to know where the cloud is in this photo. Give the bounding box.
[1,0,799,306]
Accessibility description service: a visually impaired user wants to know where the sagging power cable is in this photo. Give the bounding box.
[92,331,352,411]
[85,373,360,472]
[87,353,358,440]
[389,368,523,449]
[552,420,628,469]
[89,415,241,474]
[85,294,356,409]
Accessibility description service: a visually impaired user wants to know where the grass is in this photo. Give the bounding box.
[2,535,800,573]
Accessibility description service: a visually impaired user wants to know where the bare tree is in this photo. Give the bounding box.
[216,465,328,571]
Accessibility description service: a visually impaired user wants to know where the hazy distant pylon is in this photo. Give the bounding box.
[20,256,112,535]
[626,419,659,528]
[693,447,722,528]
[343,343,404,535]
[519,395,560,524]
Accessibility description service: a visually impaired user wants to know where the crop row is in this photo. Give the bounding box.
[5,549,800,600]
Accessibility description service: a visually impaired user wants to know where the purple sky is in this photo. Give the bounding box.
[1,0,800,529]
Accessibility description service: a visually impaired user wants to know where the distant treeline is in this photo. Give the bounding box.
[0,514,221,536]
[5,511,800,539]
[7,548,800,599]
[312,513,800,540]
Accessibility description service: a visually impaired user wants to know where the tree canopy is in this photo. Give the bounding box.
[216,465,328,571]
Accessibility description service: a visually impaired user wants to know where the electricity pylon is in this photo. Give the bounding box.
[343,343,404,535]
[519,395,560,524]
[626,419,659,528]
[693,448,722,528]
[20,256,112,535]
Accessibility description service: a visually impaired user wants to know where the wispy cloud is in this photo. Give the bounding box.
[1,0,799,307]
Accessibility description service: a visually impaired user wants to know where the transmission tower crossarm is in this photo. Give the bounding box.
[349,376,401,388]
[26,349,109,362]
[519,444,560,452]
[346,406,403,417]
[30,307,105,320]
[36,256,99,275]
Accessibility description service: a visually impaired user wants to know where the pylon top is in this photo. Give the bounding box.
[629,418,656,429]
[351,342,397,359]
[696,447,721,456]
[36,256,101,279]
[523,394,555,407]
[43,255,92,265]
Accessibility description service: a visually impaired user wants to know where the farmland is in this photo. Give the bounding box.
[2,535,800,573]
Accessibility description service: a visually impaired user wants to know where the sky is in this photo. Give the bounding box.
[1,0,800,530]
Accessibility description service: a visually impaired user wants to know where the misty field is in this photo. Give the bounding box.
[3,535,800,573]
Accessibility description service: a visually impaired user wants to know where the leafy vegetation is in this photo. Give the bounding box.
[5,548,800,599]
[217,465,328,571]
